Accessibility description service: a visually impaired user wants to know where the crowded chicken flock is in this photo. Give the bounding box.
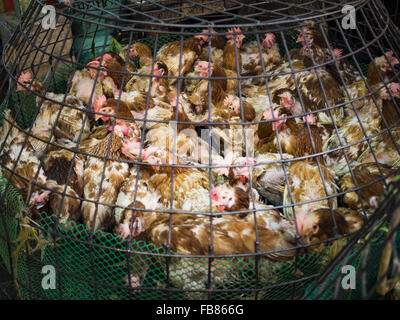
[1,20,400,292]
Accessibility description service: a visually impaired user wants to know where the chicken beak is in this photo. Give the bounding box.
[296,33,304,43]
[132,217,143,237]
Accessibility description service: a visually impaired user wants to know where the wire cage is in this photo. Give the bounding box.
[0,0,400,300]
[303,177,400,300]
[383,0,400,28]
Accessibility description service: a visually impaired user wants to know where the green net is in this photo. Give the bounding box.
[303,229,400,300]
[0,177,23,274]
[4,209,336,300]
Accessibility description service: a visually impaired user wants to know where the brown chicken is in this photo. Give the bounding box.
[124,41,153,69]
[188,61,227,110]
[156,35,206,85]
[283,160,338,221]
[211,183,250,213]
[367,50,400,88]
[43,142,84,197]
[324,84,399,177]
[287,20,360,85]
[0,110,48,207]
[346,51,400,103]
[121,203,297,298]
[223,94,256,122]
[88,52,137,90]
[16,73,91,143]
[222,27,245,73]
[40,179,81,224]
[296,208,356,253]
[41,140,84,223]
[241,32,282,83]
[197,27,225,62]
[92,95,146,139]
[16,71,46,96]
[78,124,140,231]
[115,166,163,239]
[262,107,323,161]
[141,147,209,208]
[69,61,106,106]
[379,82,400,128]
[252,152,293,206]
[123,42,155,92]
[340,162,395,212]
[267,55,345,125]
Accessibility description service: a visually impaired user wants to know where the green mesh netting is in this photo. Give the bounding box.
[303,229,400,300]
[0,32,372,300]
[0,177,23,274]
[7,210,335,300]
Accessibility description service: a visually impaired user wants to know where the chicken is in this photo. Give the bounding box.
[149,61,173,103]
[288,21,360,85]
[78,124,139,231]
[69,62,105,106]
[199,27,225,51]
[143,116,202,159]
[187,61,228,116]
[282,160,338,221]
[40,179,81,224]
[40,140,84,223]
[267,57,345,124]
[262,106,323,161]
[222,27,245,73]
[42,94,91,142]
[16,73,92,143]
[156,35,207,85]
[366,50,400,88]
[197,27,225,64]
[223,94,256,122]
[345,51,400,104]
[324,85,398,176]
[211,183,250,213]
[114,166,163,239]
[123,202,297,298]
[141,147,209,208]
[252,152,293,206]
[356,109,400,169]
[124,41,153,69]
[240,32,281,83]
[44,94,91,143]
[0,110,48,206]
[379,82,400,128]
[16,71,46,95]
[123,42,154,92]
[296,208,355,253]
[43,141,84,197]
[340,162,395,212]
[92,95,144,138]
[88,52,137,90]
[334,207,364,234]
